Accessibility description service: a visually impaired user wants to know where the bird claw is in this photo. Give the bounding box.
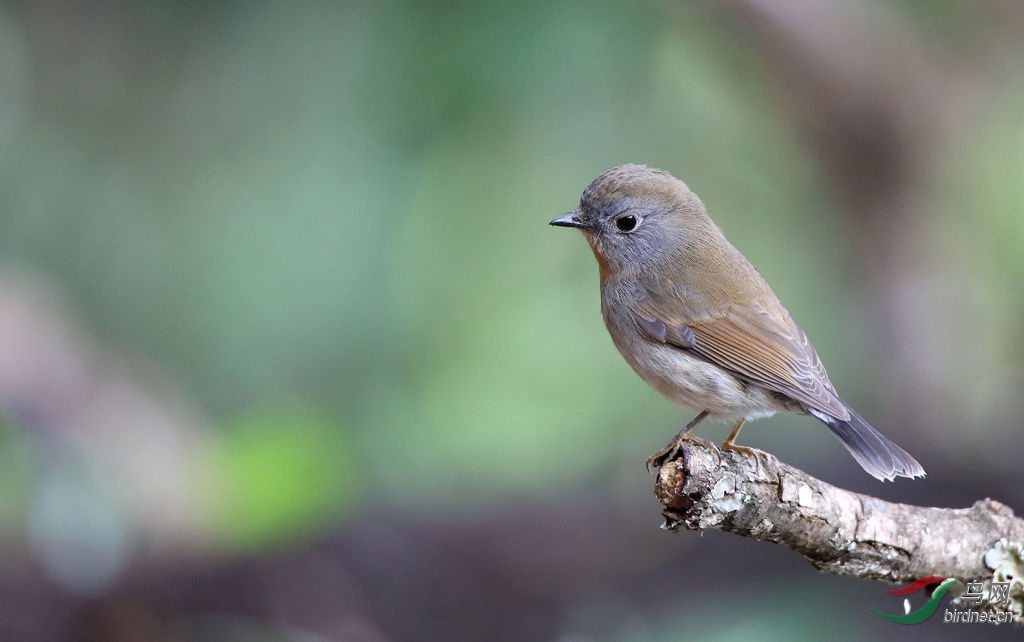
[720,441,768,476]
[647,430,719,472]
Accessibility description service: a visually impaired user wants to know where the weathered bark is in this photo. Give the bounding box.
[655,440,1024,590]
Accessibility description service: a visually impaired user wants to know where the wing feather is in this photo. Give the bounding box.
[634,274,850,420]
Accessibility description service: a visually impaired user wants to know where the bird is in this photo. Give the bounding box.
[550,164,924,481]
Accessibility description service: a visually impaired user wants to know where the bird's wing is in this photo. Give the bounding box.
[633,274,851,420]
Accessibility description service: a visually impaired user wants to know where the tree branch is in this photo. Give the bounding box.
[654,441,1024,589]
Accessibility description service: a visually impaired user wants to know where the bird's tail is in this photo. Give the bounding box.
[810,407,925,482]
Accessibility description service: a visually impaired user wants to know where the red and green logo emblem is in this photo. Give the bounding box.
[869,576,957,624]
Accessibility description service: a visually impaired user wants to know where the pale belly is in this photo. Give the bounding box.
[608,323,794,422]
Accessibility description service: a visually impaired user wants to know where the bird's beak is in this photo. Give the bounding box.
[549,211,586,228]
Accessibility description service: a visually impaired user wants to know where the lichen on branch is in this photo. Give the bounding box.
[654,438,1024,619]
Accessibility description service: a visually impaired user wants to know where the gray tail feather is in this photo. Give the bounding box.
[813,407,925,482]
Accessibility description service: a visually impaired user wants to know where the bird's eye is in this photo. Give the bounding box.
[615,215,639,233]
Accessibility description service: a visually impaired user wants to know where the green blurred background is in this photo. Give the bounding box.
[1,1,1022,640]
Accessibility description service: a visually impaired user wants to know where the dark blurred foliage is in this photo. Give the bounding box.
[1,0,1023,640]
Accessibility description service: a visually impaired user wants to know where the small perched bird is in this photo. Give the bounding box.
[550,164,924,481]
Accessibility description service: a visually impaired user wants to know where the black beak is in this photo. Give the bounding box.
[549,212,586,228]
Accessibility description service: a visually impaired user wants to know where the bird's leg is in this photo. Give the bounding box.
[647,410,716,471]
[720,419,765,475]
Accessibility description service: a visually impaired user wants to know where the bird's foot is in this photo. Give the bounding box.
[720,440,768,476]
[647,430,719,472]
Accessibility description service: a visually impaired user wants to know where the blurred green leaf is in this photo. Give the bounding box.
[197,403,357,552]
